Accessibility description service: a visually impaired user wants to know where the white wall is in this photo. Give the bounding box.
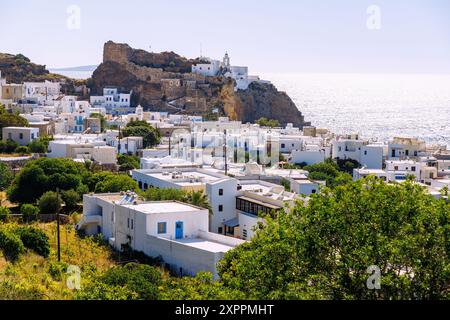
[206,179,238,234]
[361,145,384,169]
[2,127,39,145]
[238,211,264,240]
[290,150,325,165]
[290,179,321,196]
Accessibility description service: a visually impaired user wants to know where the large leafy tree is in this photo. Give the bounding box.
[117,154,140,172]
[218,177,450,300]
[122,121,160,148]
[305,160,352,188]
[7,158,90,204]
[93,172,139,193]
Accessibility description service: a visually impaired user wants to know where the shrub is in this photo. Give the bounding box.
[28,139,47,153]
[38,191,62,215]
[15,146,30,155]
[0,206,10,221]
[61,189,80,211]
[100,263,163,300]
[15,226,50,258]
[48,262,68,280]
[0,140,19,153]
[0,228,25,261]
[75,281,138,300]
[20,204,39,222]
[0,162,13,190]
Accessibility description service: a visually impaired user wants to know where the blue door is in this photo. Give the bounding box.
[175,221,183,239]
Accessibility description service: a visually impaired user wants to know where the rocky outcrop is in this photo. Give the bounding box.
[220,82,308,128]
[0,52,86,95]
[91,41,309,127]
[0,53,50,83]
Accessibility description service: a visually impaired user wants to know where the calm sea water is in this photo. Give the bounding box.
[49,70,93,80]
[55,70,450,147]
[261,73,450,148]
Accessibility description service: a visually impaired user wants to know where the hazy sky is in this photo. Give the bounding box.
[1,0,449,73]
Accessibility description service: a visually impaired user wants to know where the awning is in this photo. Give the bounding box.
[223,217,239,227]
[237,196,282,210]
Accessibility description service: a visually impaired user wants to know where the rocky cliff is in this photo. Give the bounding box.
[90,41,309,128]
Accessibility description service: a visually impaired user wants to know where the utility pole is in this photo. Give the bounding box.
[168,135,171,156]
[223,129,228,176]
[117,117,122,153]
[56,188,61,262]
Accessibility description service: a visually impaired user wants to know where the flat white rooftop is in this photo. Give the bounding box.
[135,169,226,185]
[176,238,235,253]
[122,202,203,214]
[357,169,387,174]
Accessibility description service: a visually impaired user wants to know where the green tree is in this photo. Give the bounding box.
[122,121,160,148]
[218,177,450,300]
[28,138,48,153]
[256,117,280,128]
[335,159,360,174]
[117,154,140,172]
[0,228,25,261]
[142,188,187,202]
[61,189,81,211]
[38,191,62,215]
[20,204,39,222]
[15,226,50,258]
[15,146,30,155]
[185,191,211,213]
[0,162,13,190]
[142,188,211,213]
[305,160,352,188]
[93,173,139,193]
[7,158,90,204]
[0,140,19,153]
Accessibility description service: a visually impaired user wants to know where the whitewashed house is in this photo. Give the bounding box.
[90,87,133,115]
[289,178,325,196]
[388,137,426,160]
[2,127,40,146]
[332,137,384,169]
[132,168,237,234]
[77,192,245,278]
[191,58,221,77]
[48,139,116,165]
[235,180,302,240]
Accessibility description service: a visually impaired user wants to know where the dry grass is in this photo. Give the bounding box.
[0,222,117,300]
[0,192,13,208]
[0,153,25,158]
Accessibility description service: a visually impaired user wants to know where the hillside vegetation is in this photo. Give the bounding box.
[0,52,86,94]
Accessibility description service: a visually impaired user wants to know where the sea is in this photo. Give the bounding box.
[261,73,450,148]
[55,70,450,148]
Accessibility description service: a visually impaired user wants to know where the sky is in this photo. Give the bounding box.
[1,0,449,73]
